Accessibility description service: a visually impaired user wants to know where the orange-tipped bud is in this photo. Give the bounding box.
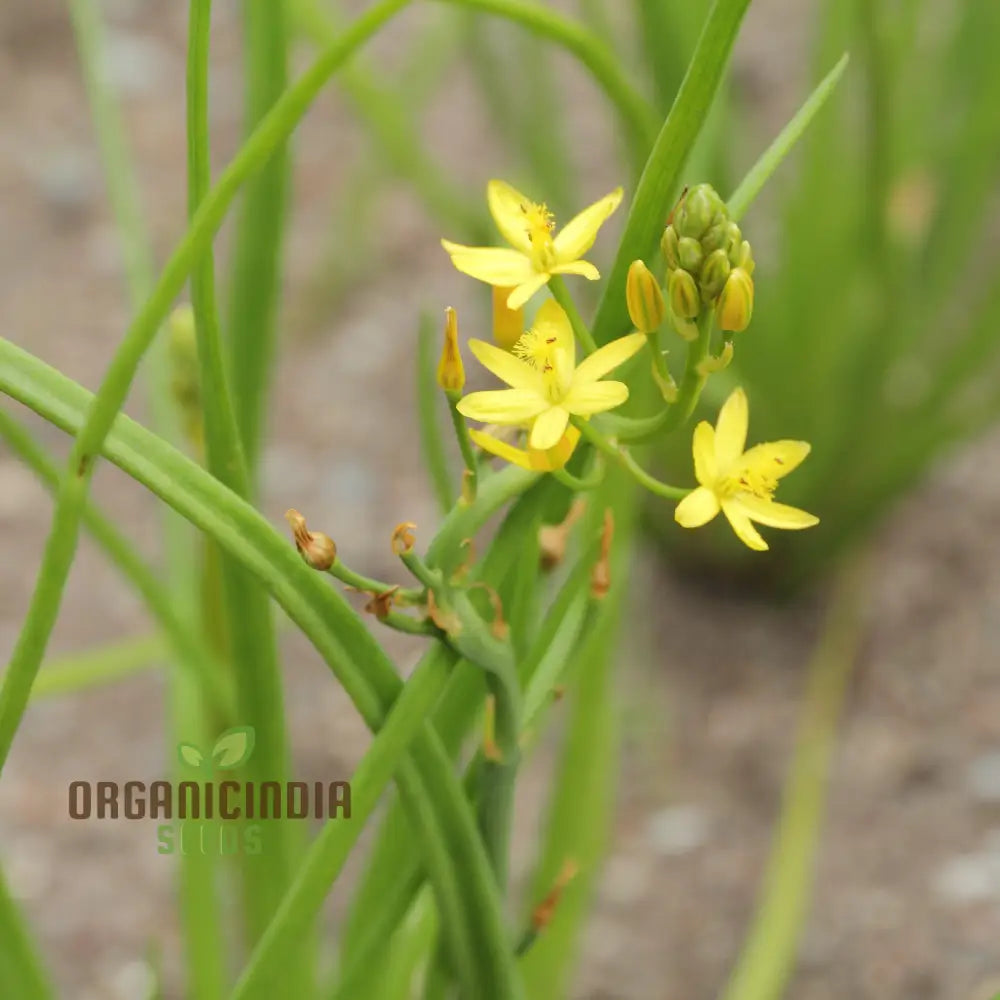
[285,509,337,570]
[436,307,465,394]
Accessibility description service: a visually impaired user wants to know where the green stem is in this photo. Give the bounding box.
[720,555,868,1000]
[227,0,291,479]
[448,395,479,498]
[549,277,597,354]
[327,560,423,605]
[572,419,688,499]
[30,634,164,700]
[187,2,299,975]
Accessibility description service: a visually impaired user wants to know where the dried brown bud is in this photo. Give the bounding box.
[285,509,336,570]
[391,521,417,556]
[590,509,614,599]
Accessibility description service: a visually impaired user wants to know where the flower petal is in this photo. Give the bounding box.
[714,387,749,470]
[738,440,812,480]
[507,272,551,310]
[529,406,570,450]
[563,380,629,415]
[553,188,623,262]
[573,332,646,384]
[468,428,532,469]
[467,338,543,392]
[551,260,600,281]
[457,389,548,425]
[486,179,533,254]
[732,494,819,529]
[674,486,721,528]
[532,424,581,470]
[692,421,717,486]
[721,499,768,551]
[441,241,535,286]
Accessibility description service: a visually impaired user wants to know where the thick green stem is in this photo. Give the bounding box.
[0,865,53,1000]
[227,0,291,479]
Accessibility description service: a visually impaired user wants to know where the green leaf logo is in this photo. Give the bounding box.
[178,743,205,769]
[212,726,255,770]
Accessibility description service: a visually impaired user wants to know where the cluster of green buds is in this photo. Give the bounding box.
[661,183,755,336]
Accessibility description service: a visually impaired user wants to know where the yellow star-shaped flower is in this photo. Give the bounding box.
[456,300,645,451]
[442,180,623,310]
[674,387,819,551]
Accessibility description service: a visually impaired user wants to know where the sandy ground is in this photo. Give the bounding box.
[2,1,1000,998]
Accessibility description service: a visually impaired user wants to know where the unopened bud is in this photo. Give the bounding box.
[668,268,700,320]
[660,225,680,270]
[285,509,337,570]
[677,237,703,274]
[675,184,723,239]
[492,285,524,351]
[436,307,465,394]
[733,239,755,273]
[715,268,754,332]
[699,249,731,301]
[626,260,665,334]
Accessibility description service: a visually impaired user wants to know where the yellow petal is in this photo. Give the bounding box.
[574,332,646,384]
[507,273,551,310]
[692,421,717,486]
[491,286,524,350]
[674,486,721,528]
[732,494,819,530]
[738,440,811,480]
[553,188,623,262]
[467,338,543,392]
[442,241,535,286]
[563,380,629,415]
[721,500,768,551]
[532,299,575,353]
[486,179,533,254]
[457,389,548,425]
[550,260,600,281]
[468,428,533,469]
[714,387,749,469]
[529,406,570,450]
[532,424,581,470]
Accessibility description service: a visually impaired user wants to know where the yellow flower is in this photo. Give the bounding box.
[456,300,645,451]
[674,388,818,551]
[469,425,581,471]
[442,180,623,310]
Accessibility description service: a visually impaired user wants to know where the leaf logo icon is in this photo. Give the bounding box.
[177,743,206,770]
[211,726,256,770]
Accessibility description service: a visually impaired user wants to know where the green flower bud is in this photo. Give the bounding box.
[675,183,723,239]
[626,259,666,334]
[701,222,728,254]
[715,267,754,332]
[677,237,704,273]
[699,249,731,301]
[668,268,700,320]
[660,225,680,270]
[733,239,755,274]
